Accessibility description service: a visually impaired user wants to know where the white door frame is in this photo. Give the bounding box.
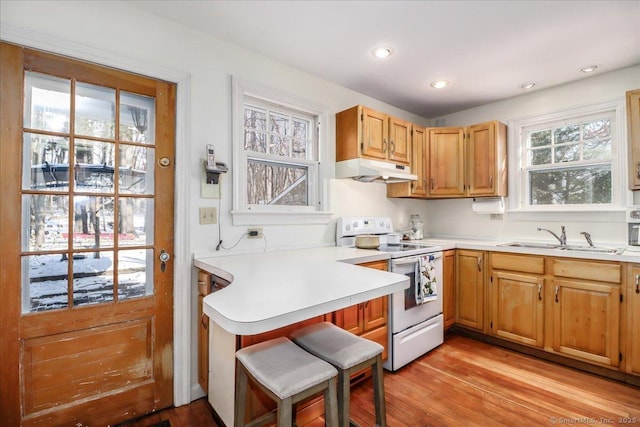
[0,24,194,406]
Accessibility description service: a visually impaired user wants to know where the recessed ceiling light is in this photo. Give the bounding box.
[371,46,393,59]
[580,65,598,73]
[430,80,449,89]
[520,82,536,90]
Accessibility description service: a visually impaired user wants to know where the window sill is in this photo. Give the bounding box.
[231,210,333,225]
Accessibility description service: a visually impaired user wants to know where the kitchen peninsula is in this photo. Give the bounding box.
[194,246,410,426]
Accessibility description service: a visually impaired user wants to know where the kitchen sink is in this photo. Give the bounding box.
[500,242,562,249]
[500,242,624,254]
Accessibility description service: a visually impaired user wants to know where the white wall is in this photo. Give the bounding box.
[426,66,640,245]
[0,0,431,404]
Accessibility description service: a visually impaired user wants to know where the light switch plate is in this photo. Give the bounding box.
[199,207,217,224]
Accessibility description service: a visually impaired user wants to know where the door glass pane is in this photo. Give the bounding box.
[22,194,69,252]
[119,144,154,194]
[23,134,70,190]
[75,139,115,193]
[72,196,115,249]
[75,82,115,139]
[118,249,153,300]
[22,254,69,313]
[73,250,114,307]
[23,72,70,133]
[119,198,154,246]
[119,92,155,144]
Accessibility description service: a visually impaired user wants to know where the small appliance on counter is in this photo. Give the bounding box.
[402,214,423,240]
[628,206,640,250]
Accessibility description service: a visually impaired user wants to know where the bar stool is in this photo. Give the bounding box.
[235,336,339,427]
[291,322,387,427]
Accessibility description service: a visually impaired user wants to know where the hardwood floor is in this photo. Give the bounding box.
[125,334,640,427]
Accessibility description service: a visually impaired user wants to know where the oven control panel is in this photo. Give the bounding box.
[336,217,392,238]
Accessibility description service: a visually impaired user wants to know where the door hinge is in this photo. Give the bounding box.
[490,321,493,329]
[620,294,624,303]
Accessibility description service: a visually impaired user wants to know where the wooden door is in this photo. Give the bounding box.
[455,250,485,331]
[443,250,456,331]
[627,266,640,376]
[491,272,544,347]
[428,127,465,197]
[411,125,427,196]
[361,107,388,161]
[627,89,640,190]
[388,116,411,165]
[0,43,175,426]
[467,122,496,196]
[552,279,620,367]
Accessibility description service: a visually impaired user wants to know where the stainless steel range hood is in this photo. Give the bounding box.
[335,158,418,183]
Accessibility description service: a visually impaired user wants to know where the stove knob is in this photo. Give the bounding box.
[345,224,351,231]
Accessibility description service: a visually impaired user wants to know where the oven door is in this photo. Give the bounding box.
[390,254,443,334]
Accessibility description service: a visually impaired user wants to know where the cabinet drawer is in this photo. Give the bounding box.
[491,253,544,274]
[552,259,621,283]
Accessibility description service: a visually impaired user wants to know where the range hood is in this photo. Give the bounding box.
[335,158,418,183]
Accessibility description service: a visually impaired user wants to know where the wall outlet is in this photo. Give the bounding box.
[199,207,217,224]
[247,227,263,238]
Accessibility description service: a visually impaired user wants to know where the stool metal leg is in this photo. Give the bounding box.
[234,365,248,427]
[372,354,387,427]
[324,377,339,427]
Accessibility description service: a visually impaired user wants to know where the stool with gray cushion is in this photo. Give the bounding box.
[291,322,387,427]
[235,336,339,427]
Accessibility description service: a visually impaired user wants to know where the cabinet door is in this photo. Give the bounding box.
[628,266,640,376]
[428,127,465,197]
[388,116,411,165]
[491,271,544,347]
[363,296,388,331]
[456,250,485,331]
[468,122,497,196]
[627,89,640,189]
[552,279,620,367]
[443,250,456,330]
[411,126,427,196]
[338,304,364,335]
[361,107,388,161]
[197,294,209,392]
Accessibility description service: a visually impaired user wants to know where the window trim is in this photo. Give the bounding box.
[231,77,332,225]
[507,98,631,216]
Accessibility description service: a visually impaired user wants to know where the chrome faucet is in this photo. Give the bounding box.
[580,231,595,247]
[537,226,567,246]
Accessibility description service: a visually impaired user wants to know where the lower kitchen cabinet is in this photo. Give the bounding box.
[551,259,621,368]
[197,271,211,392]
[490,252,545,348]
[443,250,456,331]
[334,259,389,360]
[627,264,640,377]
[455,249,485,331]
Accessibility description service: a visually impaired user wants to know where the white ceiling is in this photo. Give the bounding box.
[129,0,640,118]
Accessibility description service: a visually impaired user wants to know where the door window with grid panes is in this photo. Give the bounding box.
[21,72,156,312]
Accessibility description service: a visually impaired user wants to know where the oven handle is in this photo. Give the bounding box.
[391,256,421,266]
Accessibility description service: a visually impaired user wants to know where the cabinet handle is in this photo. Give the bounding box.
[636,274,640,294]
[489,175,494,188]
[477,257,482,272]
[555,286,559,303]
[382,138,388,153]
[538,284,543,301]
[201,313,208,329]
[430,178,435,191]
[390,140,395,154]
[637,162,640,179]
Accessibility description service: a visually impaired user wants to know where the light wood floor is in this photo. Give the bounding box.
[124,334,640,427]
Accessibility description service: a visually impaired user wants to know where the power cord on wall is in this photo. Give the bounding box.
[215,197,267,251]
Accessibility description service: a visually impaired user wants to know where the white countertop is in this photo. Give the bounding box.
[195,247,407,336]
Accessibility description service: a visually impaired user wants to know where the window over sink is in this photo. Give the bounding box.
[510,99,629,213]
[231,78,331,225]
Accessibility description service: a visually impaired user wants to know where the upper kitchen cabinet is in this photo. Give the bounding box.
[627,89,640,190]
[386,125,428,198]
[427,121,507,198]
[336,105,411,166]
